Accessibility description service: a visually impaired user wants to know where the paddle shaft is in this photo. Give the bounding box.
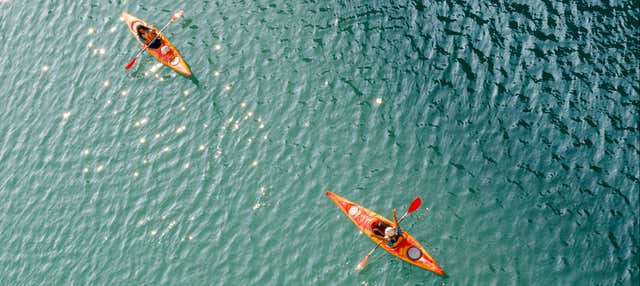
[125,10,183,69]
[398,210,411,223]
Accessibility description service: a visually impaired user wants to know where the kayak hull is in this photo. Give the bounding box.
[326,191,445,275]
[121,11,192,77]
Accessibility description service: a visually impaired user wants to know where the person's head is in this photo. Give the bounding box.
[385,227,395,237]
[137,26,151,37]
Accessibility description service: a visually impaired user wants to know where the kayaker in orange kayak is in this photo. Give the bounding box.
[136,25,162,49]
[383,209,403,247]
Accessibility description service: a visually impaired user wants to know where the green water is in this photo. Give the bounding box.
[0,0,638,285]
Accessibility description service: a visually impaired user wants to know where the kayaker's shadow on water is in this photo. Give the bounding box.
[189,74,200,86]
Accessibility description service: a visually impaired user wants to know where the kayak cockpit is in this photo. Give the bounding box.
[371,220,391,238]
[133,22,162,49]
[371,220,404,248]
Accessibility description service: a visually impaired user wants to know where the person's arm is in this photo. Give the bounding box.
[392,209,399,228]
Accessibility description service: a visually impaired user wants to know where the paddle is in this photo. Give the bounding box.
[124,9,184,70]
[355,197,422,271]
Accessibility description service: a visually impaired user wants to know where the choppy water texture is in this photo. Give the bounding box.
[0,0,638,285]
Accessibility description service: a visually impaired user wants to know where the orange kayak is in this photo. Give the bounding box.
[326,191,445,275]
[121,11,192,77]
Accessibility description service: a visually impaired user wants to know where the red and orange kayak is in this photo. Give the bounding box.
[326,191,445,275]
[121,11,192,77]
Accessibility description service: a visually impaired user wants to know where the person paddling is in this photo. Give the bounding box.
[384,209,403,247]
[136,25,162,49]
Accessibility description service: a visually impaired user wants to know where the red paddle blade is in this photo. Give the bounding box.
[407,197,422,213]
[124,57,138,70]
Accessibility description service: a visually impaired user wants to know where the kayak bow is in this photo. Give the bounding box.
[326,191,445,275]
[121,11,192,77]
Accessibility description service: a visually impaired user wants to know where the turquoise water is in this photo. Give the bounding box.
[0,0,638,285]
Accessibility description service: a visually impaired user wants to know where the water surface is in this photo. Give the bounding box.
[0,0,638,285]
